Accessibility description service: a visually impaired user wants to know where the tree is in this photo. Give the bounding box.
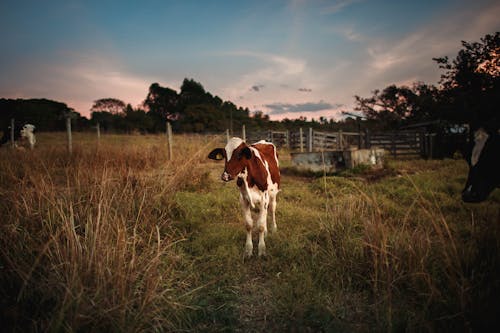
[0,98,79,131]
[90,98,126,115]
[143,83,180,121]
[178,104,225,132]
[354,82,441,129]
[180,78,206,97]
[90,111,120,132]
[123,104,154,133]
[179,78,216,107]
[355,85,415,129]
[433,32,500,128]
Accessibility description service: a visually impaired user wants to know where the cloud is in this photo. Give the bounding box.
[298,88,312,92]
[321,0,364,15]
[250,84,265,92]
[366,2,500,75]
[265,101,343,114]
[218,50,307,100]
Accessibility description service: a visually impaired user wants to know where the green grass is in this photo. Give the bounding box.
[1,133,499,332]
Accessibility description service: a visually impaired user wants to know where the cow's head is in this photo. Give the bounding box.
[461,128,499,203]
[208,137,252,182]
[20,124,35,138]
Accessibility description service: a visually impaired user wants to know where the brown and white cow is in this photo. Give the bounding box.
[208,137,280,257]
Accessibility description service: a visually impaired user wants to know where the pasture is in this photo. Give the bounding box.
[1,133,499,332]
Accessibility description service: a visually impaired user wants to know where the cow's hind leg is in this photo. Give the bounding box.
[269,192,277,233]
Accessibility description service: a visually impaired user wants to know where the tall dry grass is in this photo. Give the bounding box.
[313,169,500,331]
[2,133,499,331]
[0,133,219,332]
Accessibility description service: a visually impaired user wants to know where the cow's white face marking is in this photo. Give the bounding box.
[225,137,244,161]
[471,128,489,167]
[20,124,35,137]
[20,124,36,149]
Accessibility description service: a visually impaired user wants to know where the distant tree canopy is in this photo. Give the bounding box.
[90,98,126,115]
[142,79,254,133]
[434,31,499,129]
[0,98,89,131]
[144,83,180,122]
[355,83,440,130]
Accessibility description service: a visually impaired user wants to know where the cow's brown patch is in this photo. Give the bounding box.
[222,142,280,191]
[251,143,280,189]
[224,143,248,179]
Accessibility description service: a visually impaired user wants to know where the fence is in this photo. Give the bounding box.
[236,126,424,158]
[369,131,422,157]
[4,118,451,159]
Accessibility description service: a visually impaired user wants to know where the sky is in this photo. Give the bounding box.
[1,0,499,121]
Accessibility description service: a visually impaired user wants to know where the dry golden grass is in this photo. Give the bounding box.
[1,132,499,332]
[0,132,220,331]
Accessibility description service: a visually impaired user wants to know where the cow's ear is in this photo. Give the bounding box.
[240,147,252,159]
[208,148,225,160]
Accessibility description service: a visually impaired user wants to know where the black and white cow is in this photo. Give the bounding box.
[0,123,36,149]
[462,128,499,203]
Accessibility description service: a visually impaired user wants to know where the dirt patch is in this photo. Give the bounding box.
[358,167,399,183]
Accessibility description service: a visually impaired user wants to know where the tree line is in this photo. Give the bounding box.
[1,32,498,135]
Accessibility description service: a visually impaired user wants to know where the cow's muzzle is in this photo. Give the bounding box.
[221,171,233,182]
[461,186,487,203]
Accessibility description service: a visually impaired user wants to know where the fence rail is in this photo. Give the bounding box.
[240,127,424,158]
[369,131,422,157]
[5,117,452,160]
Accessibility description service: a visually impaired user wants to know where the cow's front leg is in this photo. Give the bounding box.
[257,195,269,257]
[240,196,253,257]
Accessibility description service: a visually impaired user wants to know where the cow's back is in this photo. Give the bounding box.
[252,142,280,188]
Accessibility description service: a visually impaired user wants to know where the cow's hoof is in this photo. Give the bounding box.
[245,246,253,259]
[258,247,266,257]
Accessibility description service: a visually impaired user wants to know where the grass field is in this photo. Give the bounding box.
[1,132,499,332]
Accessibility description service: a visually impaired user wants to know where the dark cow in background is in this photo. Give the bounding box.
[209,137,280,257]
[462,127,499,203]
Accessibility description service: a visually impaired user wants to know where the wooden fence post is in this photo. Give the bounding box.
[308,127,313,152]
[10,118,15,148]
[166,122,173,160]
[96,122,101,145]
[391,132,396,157]
[226,129,230,143]
[419,129,426,158]
[242,124,246,142]
[338,129,343,150]
[299,127,304,152]
[66,116,72,155]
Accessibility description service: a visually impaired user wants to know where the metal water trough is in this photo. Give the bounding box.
[290,148,385,173]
